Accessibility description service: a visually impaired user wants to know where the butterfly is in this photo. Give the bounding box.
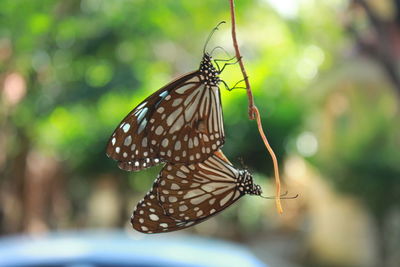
[106,24,227,172]
[130,151,262,233]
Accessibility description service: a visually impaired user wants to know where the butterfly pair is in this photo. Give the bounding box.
[106,22,263,233]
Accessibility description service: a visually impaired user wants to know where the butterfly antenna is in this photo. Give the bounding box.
[260,191,299,200]
[203,21,226,55]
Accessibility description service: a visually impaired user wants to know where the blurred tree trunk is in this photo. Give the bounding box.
[350,0,400,98]
[347,2,400,266]
[376,216,388,267]
[0,127,69,234]
[23,151,68,233]
[0,130,29,234]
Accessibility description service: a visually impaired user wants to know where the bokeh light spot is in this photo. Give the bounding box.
[86,63,113,87]
[2,72,26,106]
[263,0,299,19]
[296,131,318,157]
[30,14,51,34]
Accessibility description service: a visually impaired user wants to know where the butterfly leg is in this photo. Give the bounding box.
[214,57,235,73]
[230,77,247,90]
[220,80,232,91]
[219,56,242,73]
[220,77,247,91]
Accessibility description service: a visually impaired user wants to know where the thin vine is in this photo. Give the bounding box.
[228,0,284,214]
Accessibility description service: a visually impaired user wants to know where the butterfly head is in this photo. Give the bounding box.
[200,53,220,86]
[239,170,263,196]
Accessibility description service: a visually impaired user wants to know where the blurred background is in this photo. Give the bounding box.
[1,0,400,266]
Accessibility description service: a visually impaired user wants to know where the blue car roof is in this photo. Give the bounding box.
[0,230,266,267]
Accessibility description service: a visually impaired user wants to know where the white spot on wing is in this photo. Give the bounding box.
[138,118,147,134]
[169,115,184,134]
[142,137,148,147]
[124,135,132,146]
[220,191,234,206]
[170,183,180,190]
[137,107,148,122]
[179,205,188,212]
[122,123,131,133]
[149,214,159,221]
[136,101,147,110]
[174,141,181,150]
[169,196,178,202]
[172,98,183,107]
[155,125,164,135]
[166,107,183,126]
[188,139,193,149]
[189,193,211,204]
[176,83,194,94]
[185,101,198,121]
[159,91,168,98]
[162,138,169,148]
[176,171,186,178]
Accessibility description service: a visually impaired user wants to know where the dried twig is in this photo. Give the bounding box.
[252,106,283,213]
[228,0,255,120]
[228,0,283,213]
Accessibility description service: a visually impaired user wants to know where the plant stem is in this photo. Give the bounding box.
[228,0,255,120]
[252,106,283,213]
[228,0,283,213]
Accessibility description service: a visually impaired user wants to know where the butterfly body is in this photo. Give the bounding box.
[106,53,225,171]
[130,153,262,233]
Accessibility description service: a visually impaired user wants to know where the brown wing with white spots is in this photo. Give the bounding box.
[156,153,250,222]
[131,152,263,234]
[148,83,224,165]
[131,178,204,233]
[106,72,199,171]
[106,54,225,172]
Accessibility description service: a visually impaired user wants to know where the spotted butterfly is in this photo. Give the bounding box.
[106,47,226,172]
[131,152,262,233]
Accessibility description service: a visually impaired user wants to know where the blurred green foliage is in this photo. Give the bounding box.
[1,0,344,175]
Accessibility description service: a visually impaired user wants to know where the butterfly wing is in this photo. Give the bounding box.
[106,72,225,171]
[156,153,244,221]
[147,83,225,164]
[131,178,204,233]
[131,152,261,234]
